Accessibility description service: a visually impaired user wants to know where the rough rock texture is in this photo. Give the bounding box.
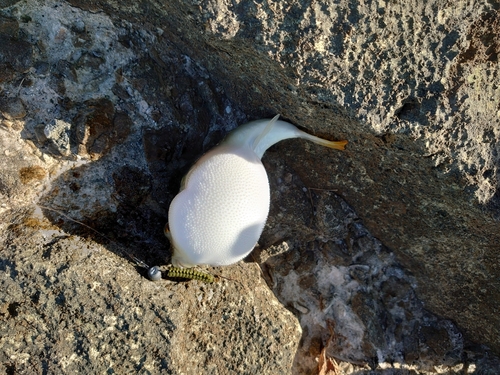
[0,218,299,374]
[1,0,499,374]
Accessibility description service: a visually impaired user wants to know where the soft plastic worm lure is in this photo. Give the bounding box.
[166,266,215,283]
[133,258,216,284]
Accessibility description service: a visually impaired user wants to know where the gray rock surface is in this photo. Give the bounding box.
[0,217,299,374]
[1,0,499,374]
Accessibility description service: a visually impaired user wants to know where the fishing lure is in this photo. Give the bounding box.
[166,266,215,283]
[133,257,216,283]
[147,265,162,281]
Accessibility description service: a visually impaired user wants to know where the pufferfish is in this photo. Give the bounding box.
[165,115,347,267]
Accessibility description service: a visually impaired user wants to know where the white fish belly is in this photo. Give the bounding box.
[168,145,270,266]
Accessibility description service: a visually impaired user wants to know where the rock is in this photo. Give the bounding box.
[260,188,468,372]
[54,59,78,82]
[71,18,85,33]
[42,119,72,156]
[0,63,15,84]
[0,0,499,374]
[0,14,19,37]
[73,99,131,160]
[33,60,50,76]
[0,34,32,72]
[0,222,300,374]
[0,0,20,9]
[0,97,26,120]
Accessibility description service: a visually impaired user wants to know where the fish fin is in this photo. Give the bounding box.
[298,132,348,150]
[252,114,280,151]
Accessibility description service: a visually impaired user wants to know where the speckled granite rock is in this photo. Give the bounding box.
[1,0,499,374]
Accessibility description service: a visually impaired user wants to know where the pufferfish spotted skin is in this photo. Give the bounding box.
[166,115,347,267]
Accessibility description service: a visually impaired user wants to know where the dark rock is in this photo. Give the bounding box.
[0,15,19,37]
[0,97,26,119]
[0,35,32,72]
[73,99,131,160]
[0,63,15,83]
[112,166,152,207]
[54,59,78,82]
[33,61,50,76]
[74,51,105,71]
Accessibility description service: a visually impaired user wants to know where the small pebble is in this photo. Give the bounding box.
[72,19,86,33]
[44,119,71,156]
